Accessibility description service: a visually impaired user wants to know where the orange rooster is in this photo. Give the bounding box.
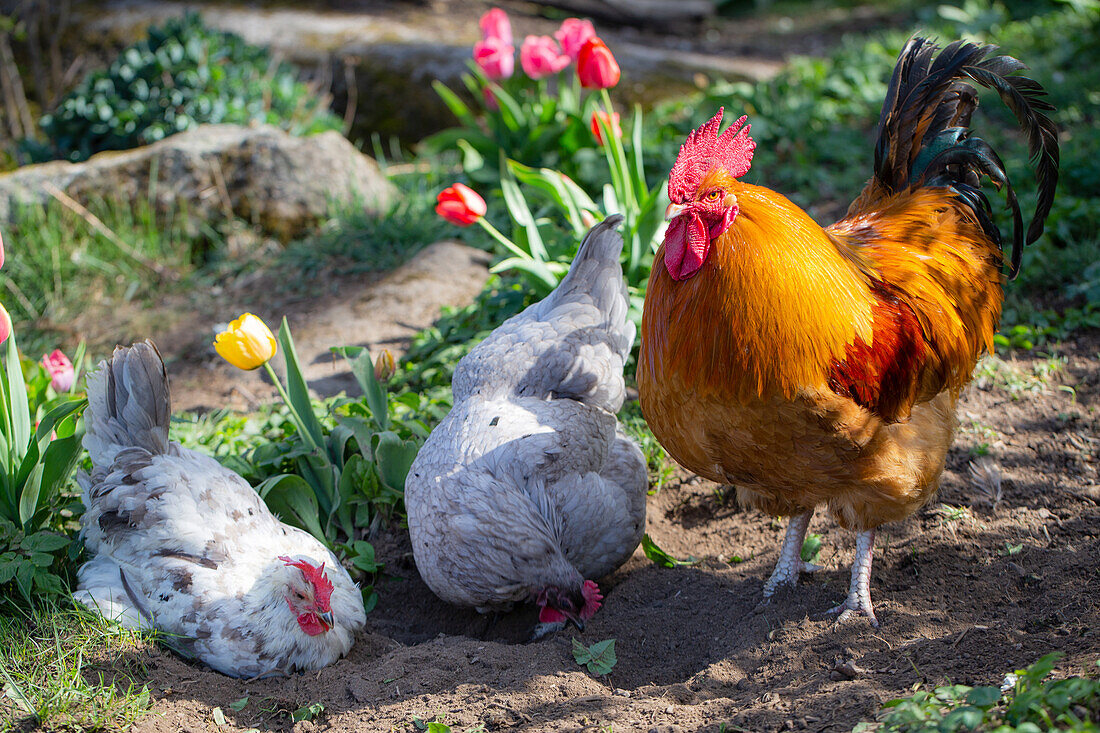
[638,38,1059,625]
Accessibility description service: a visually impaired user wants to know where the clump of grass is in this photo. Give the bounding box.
[0,603,153,731]
[1,195,213,356]
[973,354,1067,398]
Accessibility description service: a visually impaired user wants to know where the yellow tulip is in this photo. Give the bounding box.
[214,313,277,370]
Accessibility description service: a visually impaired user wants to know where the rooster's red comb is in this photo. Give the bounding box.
[280,556,334,609]
[668,108,755,203]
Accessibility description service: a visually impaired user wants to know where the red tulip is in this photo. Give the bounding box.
[590,110,622,145]
[473,36,514,80]
[479,8,512,46]
[520,35,569,80]
[577,37,620,89]
[436,183,487,227]
[554,18,596,61]
[42,349,75,392]
[0,303,10,346]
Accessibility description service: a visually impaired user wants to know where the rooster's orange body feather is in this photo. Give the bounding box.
[638,37,1059,623]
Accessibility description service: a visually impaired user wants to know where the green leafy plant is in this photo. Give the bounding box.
[0,331,86,606]
[572,637,618,677]
[641,533,698,568]
[291,701,325,723]
[30,12,340,163]
[801,533,824,564]
[858,653,1100,732]
[238,319,419,611]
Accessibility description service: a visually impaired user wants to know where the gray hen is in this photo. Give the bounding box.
[405,215,647,631]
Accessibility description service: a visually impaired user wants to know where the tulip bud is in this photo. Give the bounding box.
[435,183,487,227]
[473,36,514,81]
[0,228,5,271]
[554,18,595,61]
[577,37,620,89]
[520,35,570,80]
[0,303,11,346]
[214,313,278,370]
[42,349,75,392]
[373,348,396,382]
[479,8,512,46]
[590,110,622,146]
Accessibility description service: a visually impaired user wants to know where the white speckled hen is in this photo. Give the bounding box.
[75,341,366,678]
[405,215,647,631]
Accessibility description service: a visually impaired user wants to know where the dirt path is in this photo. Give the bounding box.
[118,241,492,413]
[99,336,1099,733]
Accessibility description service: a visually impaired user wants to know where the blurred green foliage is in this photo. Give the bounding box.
[27,12,340,163]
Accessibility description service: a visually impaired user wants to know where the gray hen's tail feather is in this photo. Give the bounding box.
[538,215,628,330]
[449,215,633,410]
[83,340,171,468]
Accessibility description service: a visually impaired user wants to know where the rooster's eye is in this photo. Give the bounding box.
[705,190,722,202]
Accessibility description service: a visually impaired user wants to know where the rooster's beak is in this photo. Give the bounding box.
[567,616,585,632]
[318,611,334,629]
[665,203,687,221]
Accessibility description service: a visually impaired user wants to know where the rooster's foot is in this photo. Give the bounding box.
[761,511,819,600]
[826,528,879,627]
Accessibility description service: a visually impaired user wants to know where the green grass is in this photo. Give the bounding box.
[277,152,465,279]
[855,653,1100,732]
[0,604,152,732]
[0,196,213,358]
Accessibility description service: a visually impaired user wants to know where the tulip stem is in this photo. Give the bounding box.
[601,88,634,206]
[263,361,323,454]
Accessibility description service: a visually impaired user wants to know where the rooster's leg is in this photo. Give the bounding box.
[762,511,822,599]
[828,529,878,627]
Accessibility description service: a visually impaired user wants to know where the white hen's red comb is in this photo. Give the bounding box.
[280,556,334,609]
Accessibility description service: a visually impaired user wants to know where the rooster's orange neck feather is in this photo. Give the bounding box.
[641,181,874,401]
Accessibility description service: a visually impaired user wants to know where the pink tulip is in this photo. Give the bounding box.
[473,36,514,81]
[0,303,10,346]
[520,35,569,80]
[482,86,499,111]
[42,349,75,392]
[554,18,596,61]
[0,229,5,270]
[479,8,512,46]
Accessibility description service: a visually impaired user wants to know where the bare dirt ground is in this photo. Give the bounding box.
[87,332,1099,733]
[72,240,492,413]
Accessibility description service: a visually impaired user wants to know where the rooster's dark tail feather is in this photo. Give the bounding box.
[868,36,1059,278]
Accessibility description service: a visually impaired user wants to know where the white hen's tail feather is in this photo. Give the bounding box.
[83,340,170,470]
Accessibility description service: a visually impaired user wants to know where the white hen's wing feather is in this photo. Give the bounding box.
[77,343,365,678]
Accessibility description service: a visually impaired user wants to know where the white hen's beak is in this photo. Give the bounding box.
[318,611,334,629]
[665,202,688,221]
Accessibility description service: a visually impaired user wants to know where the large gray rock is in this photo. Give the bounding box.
[0,124,395,239]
